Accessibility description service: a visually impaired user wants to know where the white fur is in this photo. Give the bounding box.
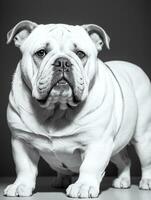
[4,23,151,198]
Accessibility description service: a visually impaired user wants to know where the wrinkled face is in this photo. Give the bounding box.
[20,24,98,110]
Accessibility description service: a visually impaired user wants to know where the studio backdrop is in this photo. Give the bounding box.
[0,0,151,177]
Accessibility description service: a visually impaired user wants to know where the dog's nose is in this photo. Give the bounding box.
[53,57,72,71]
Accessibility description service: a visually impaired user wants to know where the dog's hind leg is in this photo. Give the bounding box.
[111,147,131,188]
[51,173,72,188]
[133,135,151,190]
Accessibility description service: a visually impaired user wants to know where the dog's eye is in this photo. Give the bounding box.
[35,49,47,58]
[76,50,86,59]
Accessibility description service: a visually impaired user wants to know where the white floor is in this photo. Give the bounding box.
[0,177,151,200]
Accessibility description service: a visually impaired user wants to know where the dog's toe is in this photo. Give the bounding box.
[4,184,18,196]
[4,184,33,197]
[112,177,131,189]
[16,184,33,196]
[139,178,151,190]
[78,185,99,198]
[66,182,99,198]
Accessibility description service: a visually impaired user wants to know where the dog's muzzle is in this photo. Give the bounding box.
[34,56,82,110]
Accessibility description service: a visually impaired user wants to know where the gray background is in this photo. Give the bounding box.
[0,0,151,177]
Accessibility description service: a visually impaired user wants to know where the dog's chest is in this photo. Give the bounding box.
[29,134,83,173]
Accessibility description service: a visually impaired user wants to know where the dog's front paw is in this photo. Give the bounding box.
[66,180,100,198]
[139,178,151,190]
[112,177,131,189]
[4,183,33,197]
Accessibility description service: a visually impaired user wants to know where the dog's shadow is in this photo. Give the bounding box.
[35,179,65,193]
[33,177,142,200]
[34,176,115,194]
[35,177,70,194]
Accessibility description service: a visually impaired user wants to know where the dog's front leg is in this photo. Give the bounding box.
[66,137,114,198]
[4,136,40,197]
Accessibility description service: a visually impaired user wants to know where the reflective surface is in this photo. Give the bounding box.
[0,177,151,200]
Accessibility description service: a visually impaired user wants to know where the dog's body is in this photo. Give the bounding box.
[4,21,151,198]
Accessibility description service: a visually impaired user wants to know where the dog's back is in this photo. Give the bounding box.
[106,60,151,141]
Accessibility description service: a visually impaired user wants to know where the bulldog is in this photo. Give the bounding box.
[4,20,151,198]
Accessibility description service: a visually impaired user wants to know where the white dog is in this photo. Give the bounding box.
[4,20,151,198]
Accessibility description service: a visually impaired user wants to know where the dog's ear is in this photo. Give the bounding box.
[82,24,110,51]
[7,20,38,48]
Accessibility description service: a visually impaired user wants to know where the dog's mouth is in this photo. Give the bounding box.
[36,78,81,109]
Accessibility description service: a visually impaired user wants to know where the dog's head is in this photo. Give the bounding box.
[7,20,110,110]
